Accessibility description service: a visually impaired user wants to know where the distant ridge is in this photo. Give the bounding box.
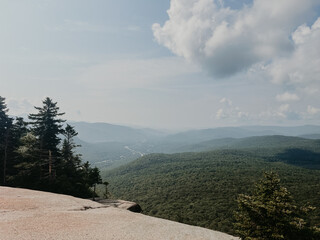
[70,121,320,144]
[70,121,165,143]
[69,122,320,169]
[172,135,320,153]
[163,125,320,145]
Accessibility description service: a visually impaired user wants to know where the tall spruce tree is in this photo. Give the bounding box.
[14,132,42,188]
[28,97,65,181]
[88,166,102,201]
[234,172,319,240]
[58,124,86,196]
[61,124,81,168]
[4,117,29,184]
[0,96,13,185]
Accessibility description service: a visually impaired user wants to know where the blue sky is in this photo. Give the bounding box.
[1,0,320,129]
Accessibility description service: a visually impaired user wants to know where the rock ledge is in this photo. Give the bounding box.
[0,187,238,240]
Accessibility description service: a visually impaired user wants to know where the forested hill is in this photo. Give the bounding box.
[39,120,320,169]
[172,135,320,153]
[161,125,320,144]
[78,133,320,169]
[105,148,320,236]
[70,121,165,143]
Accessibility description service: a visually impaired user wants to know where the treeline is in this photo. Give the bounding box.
[0,96,101,197]
[105,150,320,235]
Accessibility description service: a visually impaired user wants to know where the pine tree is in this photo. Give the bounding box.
[234,172,319,240]
[5,117,29,184]
[58,124,85,195]
[14,133,42,188]
[61,124,81,169]
[0,96,102,198]
[88,167,102,200]
[0,96,13,185]
[28,97,65,182]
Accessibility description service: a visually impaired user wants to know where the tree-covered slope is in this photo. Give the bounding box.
[163,125,320,145]
[104,150,320,236]
[172,135,320,152]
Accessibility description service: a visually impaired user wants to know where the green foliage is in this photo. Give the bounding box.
[235,172,319,239]
[0,96,13,185]
[88,167,102,186]
[29,97,65,155]
[172,135,320,169]
[0,96,102,198]
[104,150,320,236]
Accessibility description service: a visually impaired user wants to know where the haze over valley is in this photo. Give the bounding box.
[71,121,320,169]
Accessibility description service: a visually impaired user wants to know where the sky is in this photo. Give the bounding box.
[1,0,320,129]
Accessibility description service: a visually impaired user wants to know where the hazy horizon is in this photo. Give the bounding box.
[1,0,320,129]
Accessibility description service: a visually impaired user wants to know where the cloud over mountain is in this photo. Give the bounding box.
[153,0,319,78]
[268,17,320,88]
[276,92,300,102]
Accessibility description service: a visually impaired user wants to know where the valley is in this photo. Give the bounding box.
[70,122,320,235]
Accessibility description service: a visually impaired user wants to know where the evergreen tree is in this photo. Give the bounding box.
[57,124,90,197]
[61,124,81,169]
[0,96,13,185]
[0,96,102,198]
[234,172,319,240]
[29,97,65,153]
[28,97,65,181]
[5,117,29,184]
[88,167,102,200]
[14,117,28,138]
[14,133,42,188]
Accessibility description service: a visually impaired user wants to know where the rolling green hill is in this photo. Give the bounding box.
[104,149,320,236]
[171,135,320,152]
[70,122,320,170]
[162,125,320,145]
[78,134,320,169]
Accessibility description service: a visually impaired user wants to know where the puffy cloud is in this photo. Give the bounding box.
[276,92,300,102]
[258,104,296,120]
[307,105,320,115]
[216,108,226,119]
[153,0,318,78]
[279,104,290,114]
[219,97,232,106]
[216,97,248,120]
[269,17,320,88]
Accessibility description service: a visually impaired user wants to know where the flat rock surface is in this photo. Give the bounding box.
[0,187,238,240]
[96,199,142,212]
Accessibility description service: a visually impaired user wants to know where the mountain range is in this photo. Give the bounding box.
[72,122,320,169]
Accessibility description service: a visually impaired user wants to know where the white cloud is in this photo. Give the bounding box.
[153,0,318,78]
[269,17,320,88]
[276,92,300,102]
[307,105,320,115]
[279,104,290,113]
[216,108,225,119]
[219,97,232,106]
[258,104,291,120]
[216,97,248,120]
